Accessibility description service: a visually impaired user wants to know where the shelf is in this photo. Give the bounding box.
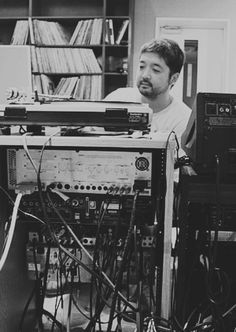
[0,0,29,18]
[0,0,133,101]
[104,72,128,75]
[32,72,103,76]
[104,43,129,47]
[31,0,104,17]
[33,44,104,48]
[104,74,128,96]
[31,16,104,20]
[0,21,16,45]
[106,0,130,16]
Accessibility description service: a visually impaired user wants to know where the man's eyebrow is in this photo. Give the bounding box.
[153,63,163,69]
[139,59,163,70]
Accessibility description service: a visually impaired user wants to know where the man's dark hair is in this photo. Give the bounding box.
[140,38,185,77]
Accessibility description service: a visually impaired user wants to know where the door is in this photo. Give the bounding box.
[156,18,229,107]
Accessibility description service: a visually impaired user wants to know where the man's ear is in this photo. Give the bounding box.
[169,73,179,86]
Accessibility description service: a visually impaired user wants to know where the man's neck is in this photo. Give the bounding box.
[141,93,173,114]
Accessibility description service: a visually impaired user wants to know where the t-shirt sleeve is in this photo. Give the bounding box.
[175,116,191,141]
[174,111,192,156]
[103,88,127,102]
[103,87,142,103]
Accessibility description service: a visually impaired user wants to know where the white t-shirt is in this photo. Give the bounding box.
[104,87,192,150]
[105,87,193,181]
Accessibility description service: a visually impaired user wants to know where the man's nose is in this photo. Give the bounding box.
[142,68,151,79]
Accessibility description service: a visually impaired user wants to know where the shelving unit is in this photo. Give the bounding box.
[0,0,134,100]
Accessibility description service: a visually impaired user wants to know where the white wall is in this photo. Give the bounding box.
[132,0,236,93]
[0,46,32,103]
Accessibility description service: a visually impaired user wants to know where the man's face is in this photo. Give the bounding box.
[136,52,172,99]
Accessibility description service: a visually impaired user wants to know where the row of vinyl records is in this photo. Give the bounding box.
[33,74,102,100]
[11,18,129,46]
[30,46,102,74]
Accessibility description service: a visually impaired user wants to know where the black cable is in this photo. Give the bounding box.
[31,240,45,332]
[43,260,72,332]
[84,198,133,332]
[42,309,65,331]
[124,248,132,301]
[203,155,228,332]
[106,189,140,332]
[49,258,62,332]
[66,273,74,331]
[41,187,137,330]
[0,185,46,226]
[171,180,185,324]
[21,135,59,331]
[84,276,136,332]
[41,244,51,311]
[35,139,72,332]
[133,224,144,331]
[83,200,114,331]
[187,320,213,331]
[85,245,121,331]
[180,221,208,326]
[18,283,37,332]
[33,241,65,332]
[89,198,110,328]
[19,125,27,134]
[71,293,92,321]
[0,185,63,332]
[46,191,136,312]
[210,154,221,270]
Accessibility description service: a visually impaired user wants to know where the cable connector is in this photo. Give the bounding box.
[133,179,147,192]
[174,155,191,169]
[49,188,70,201]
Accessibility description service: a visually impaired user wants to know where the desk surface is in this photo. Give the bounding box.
[0,131,176,150]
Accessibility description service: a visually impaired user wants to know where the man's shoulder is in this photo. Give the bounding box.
[171,97,192,115]
[104,87,142,103]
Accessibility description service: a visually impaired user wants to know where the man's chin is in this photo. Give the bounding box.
[138,87,153,97]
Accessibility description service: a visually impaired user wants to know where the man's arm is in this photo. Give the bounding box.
[103,87,142,103]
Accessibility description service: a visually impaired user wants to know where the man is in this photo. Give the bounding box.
[104,38,192,151]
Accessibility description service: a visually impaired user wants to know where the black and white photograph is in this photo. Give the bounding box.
[0,1,235,331]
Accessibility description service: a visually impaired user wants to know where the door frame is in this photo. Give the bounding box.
[155,17,230,92]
